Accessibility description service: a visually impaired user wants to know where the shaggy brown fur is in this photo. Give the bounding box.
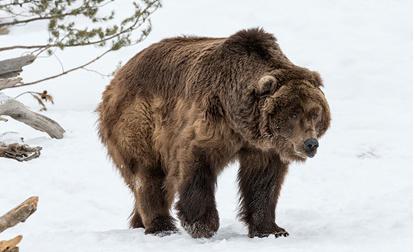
[97,28,331,238]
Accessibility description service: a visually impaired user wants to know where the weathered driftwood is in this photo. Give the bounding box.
[0,55,65,138]
[0,142,42,161]
[0,28,8,35]
[0,54,34,90]
[0,197,38,252]
[3,247,18,252]
[0,197,38,233]
[0,236,22,252]
[0,93,65,139]
[0,55,35,80]
[0,27,9,35]
[0,78,22,91]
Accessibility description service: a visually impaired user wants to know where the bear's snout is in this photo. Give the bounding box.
[304,138,319,157]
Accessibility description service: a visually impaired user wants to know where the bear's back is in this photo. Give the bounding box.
[117,36,226,99]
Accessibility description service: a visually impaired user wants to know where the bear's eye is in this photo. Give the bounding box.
[311,112,319,120]
[291,113,297,119]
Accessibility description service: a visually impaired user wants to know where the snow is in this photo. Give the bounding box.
[0,93,10,103]
[0,0,412,251]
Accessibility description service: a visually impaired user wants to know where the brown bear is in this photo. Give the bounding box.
[97,28,331,239]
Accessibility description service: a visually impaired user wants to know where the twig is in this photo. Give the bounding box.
[7,48,112,89]
[0,9,83,28]
[13,91,38,100]
[82,67,111,78]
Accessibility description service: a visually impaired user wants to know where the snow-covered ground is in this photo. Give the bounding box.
[0,0,412,251]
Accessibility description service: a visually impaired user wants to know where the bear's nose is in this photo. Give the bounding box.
[304,138,319,157]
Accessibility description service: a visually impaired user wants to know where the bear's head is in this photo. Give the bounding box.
[251,73,331,162]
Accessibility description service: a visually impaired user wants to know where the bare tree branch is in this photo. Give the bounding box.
[0,12,74,28]
[9,48,112,89]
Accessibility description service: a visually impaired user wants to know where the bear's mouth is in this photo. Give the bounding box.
[290,141,308,160]
[294,150,308,159]
[274,136,308,161]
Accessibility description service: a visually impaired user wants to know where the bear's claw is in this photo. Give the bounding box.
[144,216,178,236]
[249,225,289,238]
[179,209,219,238]
[274,229,289,238]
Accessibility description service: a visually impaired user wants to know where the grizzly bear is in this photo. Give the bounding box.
[97,28,331,239]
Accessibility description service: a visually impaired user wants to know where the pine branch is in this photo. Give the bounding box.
[0,0,159,52]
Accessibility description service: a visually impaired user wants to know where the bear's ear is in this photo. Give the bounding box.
[310,71,323,87]
[255,75,277,97]
[223,28,277,59]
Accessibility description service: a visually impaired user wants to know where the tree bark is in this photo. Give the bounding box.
[0,27,9,35]
[0,93,65,139]
[0,197,38,233]
[0,78,22,90]
[0,55,35,80]
[0,197,38,252]
[0,236,22,252]
[0,142,42,161]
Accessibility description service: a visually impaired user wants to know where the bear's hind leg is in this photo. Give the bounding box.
[129,208,144,229]
[133,167,177,236]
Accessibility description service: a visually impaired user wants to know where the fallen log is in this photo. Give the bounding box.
[0,78,21,91]
[0,236,22,252]
[0,197,38,233]
[0,93,65,139]
[0,197,39,252]
[0,55,35,80]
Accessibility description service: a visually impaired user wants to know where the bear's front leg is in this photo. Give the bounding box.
[238,148,289,238]
[175,147,219,238]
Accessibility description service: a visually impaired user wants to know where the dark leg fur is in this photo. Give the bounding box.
[144,216,177,236]
[176,148,219,238]
[132,165,177,236]
[238,148,289,238]
[130,209,144,229]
